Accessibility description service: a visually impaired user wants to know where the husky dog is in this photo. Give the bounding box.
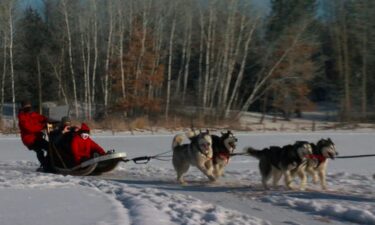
[303,138,338,190]
[172,130,215,184]
[245,141,312,190]
[211,131,238,178]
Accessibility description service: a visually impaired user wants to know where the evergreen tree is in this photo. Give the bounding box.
[15,7,55,106]
[267,0,316,41]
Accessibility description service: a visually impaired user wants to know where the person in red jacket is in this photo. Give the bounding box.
[70,123,106,165]
[18,100,53,172]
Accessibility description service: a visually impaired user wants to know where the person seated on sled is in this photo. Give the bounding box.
[70,123,106,166]
[18,100,54,172]
[49,116,79,168]
[50,116,79,148]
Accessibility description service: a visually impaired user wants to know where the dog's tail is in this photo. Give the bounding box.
[244,146,263,160]
[172,134,185,149]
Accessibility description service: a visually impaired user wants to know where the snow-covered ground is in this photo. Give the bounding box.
[1,131,375,225]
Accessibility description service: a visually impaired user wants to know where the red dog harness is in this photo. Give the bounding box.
[306,154,326,163]
[214,151,231,164]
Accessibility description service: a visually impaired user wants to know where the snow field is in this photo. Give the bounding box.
[1,132,375,225]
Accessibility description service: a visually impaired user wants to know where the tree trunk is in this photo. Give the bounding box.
[103,1,114,116]
[203,6,214,108]
[135,4,149,97]
[225,19,257,117]
[62,0,79,118]
[37,56,42,114]
[239,23,306,116]
[360,1,368,119]
[46,50,68,105]
[342,12,351,120]
[90,0,98,119]
[1,34,7,121]
[79,15,89,119]
[174,22,187,98]
[118,7,126,99]
[165,17,176,120]
[219,0,236,109]
[198,7,205,108]
[8,3,16,127]
[182,14,192,104]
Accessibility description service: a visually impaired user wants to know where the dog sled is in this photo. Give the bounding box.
[49,147,127,176]
[45,122,169,176]
[46,123,128,176]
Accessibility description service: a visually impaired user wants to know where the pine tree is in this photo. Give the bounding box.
[16,7,55,108]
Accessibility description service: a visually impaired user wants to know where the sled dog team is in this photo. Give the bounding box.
[172,130,338,190]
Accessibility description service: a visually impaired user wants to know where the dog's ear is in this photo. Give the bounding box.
[328,137,332,143]
[206,129,210,134]
[221,131,224,135]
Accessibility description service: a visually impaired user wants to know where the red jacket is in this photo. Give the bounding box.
[18,111,48,148]
[70,133,106,165]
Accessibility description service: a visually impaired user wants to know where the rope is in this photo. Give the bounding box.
[230,152,375,159]
[50,143,68,169]
[152,150,173,157]
[121,150,173,164]
[230,152,250,157]
[336,154,375,159]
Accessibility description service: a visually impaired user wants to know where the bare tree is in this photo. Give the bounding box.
[8,0,16,127]
[103,1,114,116]
[0,4,8,121]
[224,18,258,117]
[165,2,176,120]
[238,22,308,117]
[61,0,79,117]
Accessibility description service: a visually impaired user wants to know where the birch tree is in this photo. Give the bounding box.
[238,22,308,116]
[100,1,114,116]
[61,0,79,117]
[165,2,176,120]
[8,0,16,126]
[0,3,9,120]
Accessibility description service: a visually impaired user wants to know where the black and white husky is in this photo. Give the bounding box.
[172,131,215,184]
[245,141,312,190]
[211,131,238,178]
[299,138,338,190]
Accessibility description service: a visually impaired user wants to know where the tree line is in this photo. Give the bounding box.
[0,0,374,124]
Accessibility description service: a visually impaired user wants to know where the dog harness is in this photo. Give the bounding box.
[213,151,230,164]
[306,154,326,168]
